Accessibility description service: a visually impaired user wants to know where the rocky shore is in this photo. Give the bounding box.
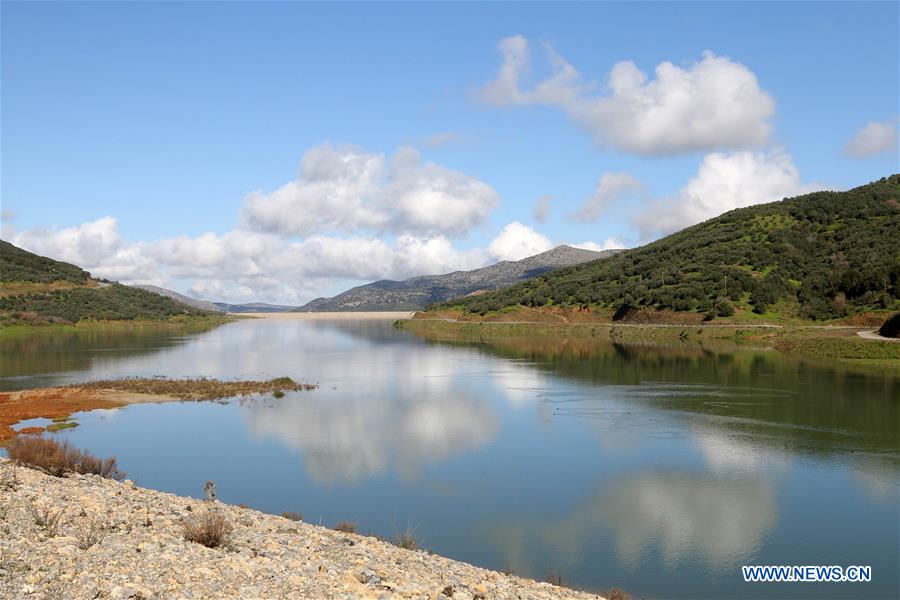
[0,458,603,599]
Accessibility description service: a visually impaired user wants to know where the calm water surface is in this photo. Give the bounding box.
[2,317,898,599]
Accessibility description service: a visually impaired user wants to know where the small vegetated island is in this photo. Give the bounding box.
[0,377,317,440]
[404,176,900,365]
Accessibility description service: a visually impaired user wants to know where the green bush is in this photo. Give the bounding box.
[879,312,900,338]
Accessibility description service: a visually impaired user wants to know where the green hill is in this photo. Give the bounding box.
[441,175,900,321]
[0,240,214,324]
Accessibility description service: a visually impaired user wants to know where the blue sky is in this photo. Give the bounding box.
[2,2,898,303]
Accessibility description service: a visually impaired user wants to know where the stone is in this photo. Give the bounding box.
[0,457,602,600]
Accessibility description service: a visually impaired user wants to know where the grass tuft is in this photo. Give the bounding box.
[182,511,233,548]
[74,515,107,550]
[393,526,420,550]
[334,521,357,533]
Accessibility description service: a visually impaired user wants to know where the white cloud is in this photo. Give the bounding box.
[570,238,625,252]
[845,118,898,158]
[7,141,636,303]
[487,221,553,262]
[9,216,492,304]
[241,143,499,238]
[10,217,162,283]
[633,149,821,239]
[423,131,460,148]
[532,195,552,223]
[478,37,775,155]
[575,172,644,220]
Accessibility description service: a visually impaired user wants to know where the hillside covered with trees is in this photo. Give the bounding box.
[0,241,213,324]
[441,175,900,321]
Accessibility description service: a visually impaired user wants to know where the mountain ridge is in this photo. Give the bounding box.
[297,245,622,312]
[439,176,900,320]
[0,241,216,324]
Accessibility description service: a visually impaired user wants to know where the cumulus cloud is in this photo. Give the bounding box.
[532,195,552,223]
[570,238,625,252]
[241,144,499,238]
[478,37,775,155]
[10,217,163,283]
[487,221,553,262]
[845,118,898,158]
[574,172,644,220]
[9,217,491,304]
[6,142,619,303]
[633,150,821,239]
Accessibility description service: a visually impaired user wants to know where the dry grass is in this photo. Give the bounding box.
[282,511,303,522]
[70,376,317,400]
[602,588,632,600]
[6,436,125,481]
[182,511,233,548]
[393,526,420,550]
[6,436,125,480]
[27,501,63,536]
[333,521,357,533]
[545,568,565,586]
[74,515,107,550]
[0,461,18,491]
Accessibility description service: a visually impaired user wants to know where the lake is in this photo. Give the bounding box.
[2,316,898,599]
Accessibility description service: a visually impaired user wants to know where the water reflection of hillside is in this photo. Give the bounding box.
[405,331,900,459]
[0,324,221,386]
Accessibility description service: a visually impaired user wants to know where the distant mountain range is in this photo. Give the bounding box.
[212,302,297,313]
[131,286,297,313]
[0,240,621,321]
[297,245,621,312]
[132,285,225,313]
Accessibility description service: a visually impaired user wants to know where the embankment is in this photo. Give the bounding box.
[0,458,602,599]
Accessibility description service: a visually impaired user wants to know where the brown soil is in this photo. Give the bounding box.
[0,387,125,441]
[0,377,317,441]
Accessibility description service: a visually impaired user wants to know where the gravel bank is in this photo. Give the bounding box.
[0,459,603,599]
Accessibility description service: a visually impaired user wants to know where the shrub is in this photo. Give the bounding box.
[603,587,632,600]
[282,511,303,522]
[713,297,735,317]
[879,312,900,338]
[183,511,232,548]
[545,568,565,586]
[6,436,125,480]
[334,521,357,533]
[393,527,419,550]
[74,515,107,550]
[27,501,63,537]
[0,462,18,491]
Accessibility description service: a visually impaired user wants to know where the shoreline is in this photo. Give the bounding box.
[397,317,900,372]
[0,458,603,599]
[237,311,415,320]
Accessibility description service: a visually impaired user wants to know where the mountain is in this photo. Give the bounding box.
[442,176,900,321]
[0,241,215,324]
[298,245,621,312]
[131,285,225,313]
[130,285,298,313]
[212,302,298,313]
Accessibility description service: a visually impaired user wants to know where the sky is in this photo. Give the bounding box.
[2,1,898,305]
